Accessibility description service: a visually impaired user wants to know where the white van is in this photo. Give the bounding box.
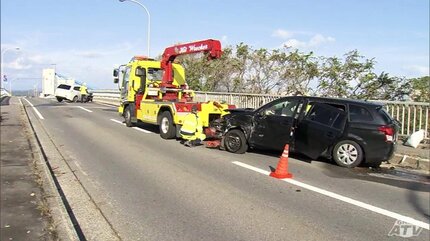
[55,84,81,102]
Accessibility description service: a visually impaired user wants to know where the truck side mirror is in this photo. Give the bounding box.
[113,69,119,84]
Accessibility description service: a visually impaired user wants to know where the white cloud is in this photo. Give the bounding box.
[272,29,295,39]
[282,34,335,49]
[272,29,314,40]
[403,65,430,76]
[27,54,46,64]
[284,39,307,49]
[75,51,104,59]
[5,57,32,70]
[308,34,335,47]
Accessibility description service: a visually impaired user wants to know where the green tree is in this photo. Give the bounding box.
[280,49,319,95]
[351,72,411,100]
[317,50,375,98]
[409,76,430,102]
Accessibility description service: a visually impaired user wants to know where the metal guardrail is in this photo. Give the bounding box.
[92,89,429,139]
[1,88,11,97]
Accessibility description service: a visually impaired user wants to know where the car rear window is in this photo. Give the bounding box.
[349,104,373,122]
[57,84,71,90]
[377,107,393,124]
[73,86,81,91]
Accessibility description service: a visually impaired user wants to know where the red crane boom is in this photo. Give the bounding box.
[160,39,222,88]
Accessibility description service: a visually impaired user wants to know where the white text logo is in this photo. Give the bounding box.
[388,220,423,238]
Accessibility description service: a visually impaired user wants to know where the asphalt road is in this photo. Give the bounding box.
[21,97,430,241]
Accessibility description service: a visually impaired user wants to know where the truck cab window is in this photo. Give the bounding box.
[147,68,163,81]
[121,67,131,94]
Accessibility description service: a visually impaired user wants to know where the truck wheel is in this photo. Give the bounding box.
[159,111,176,139]
[224,129,248,154]
[124,106,134,127]
[333,140,363,168]
[73,96,78,102]
[56,97,63,102]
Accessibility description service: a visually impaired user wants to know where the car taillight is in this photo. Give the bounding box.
[378,125,394,142]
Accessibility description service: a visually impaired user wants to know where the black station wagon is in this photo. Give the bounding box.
[219,96,398,168]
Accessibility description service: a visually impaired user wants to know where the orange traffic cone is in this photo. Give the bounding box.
[270,144,293,179]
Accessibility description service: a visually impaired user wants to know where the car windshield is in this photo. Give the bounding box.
[258,99,300,117]
[57,84,71,90]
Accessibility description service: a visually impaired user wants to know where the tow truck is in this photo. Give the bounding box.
[113,39,234,139]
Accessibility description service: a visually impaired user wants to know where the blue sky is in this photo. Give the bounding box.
[1,0,429,90]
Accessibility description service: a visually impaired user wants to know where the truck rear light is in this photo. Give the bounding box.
[378,125,394,142]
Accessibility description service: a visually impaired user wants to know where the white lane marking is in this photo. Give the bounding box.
[233,161,270,175]
[77,106,93,113]
[232,161,430,230]
[96,102,118,108]
[22,98,45,120]
[132,127,151,133]
[110,119,124,125]
[74,161,88,176]
[110,119,153,134]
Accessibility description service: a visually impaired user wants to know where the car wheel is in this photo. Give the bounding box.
[73,96,78,102]
[224,129,248,154]
[56,97,63,102]
[333,140,363,168]
[159,111,176,139]
[124,106,133,127]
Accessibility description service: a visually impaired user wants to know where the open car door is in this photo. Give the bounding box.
[294,103,347,159]
[250,98,301,150]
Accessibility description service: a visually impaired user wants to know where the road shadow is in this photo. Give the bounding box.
[0,111,9,123]
[248,146,430,191]
[408,184,430,220]
[318,159,430,219]
[135,121,160,134]
[32,102,67,107]
[1,96,11,106]
[249,146,430,219]
[247,148,318,164]
[101,108,117,112]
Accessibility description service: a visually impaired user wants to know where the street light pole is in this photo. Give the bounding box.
[119,0,151,57]
[1,47,20,94]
